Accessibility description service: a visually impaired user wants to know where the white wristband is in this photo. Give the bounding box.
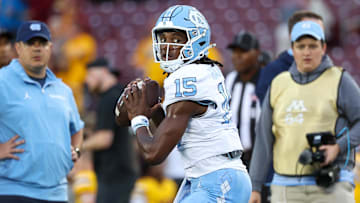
[131,115,149,133]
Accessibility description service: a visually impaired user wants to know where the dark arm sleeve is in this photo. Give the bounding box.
[256,62,283,104]
[336,71,360,154]
[256,68,271,104]
[249,89,274,192]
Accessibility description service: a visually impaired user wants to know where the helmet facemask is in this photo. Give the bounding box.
[152,28,190,72]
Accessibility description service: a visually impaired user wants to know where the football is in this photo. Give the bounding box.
[115,79,162,126]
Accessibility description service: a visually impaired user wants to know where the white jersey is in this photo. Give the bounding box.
[162,63,244,177]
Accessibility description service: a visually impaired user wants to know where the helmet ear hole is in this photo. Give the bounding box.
[199,41,205,46]
[192,30,197,36]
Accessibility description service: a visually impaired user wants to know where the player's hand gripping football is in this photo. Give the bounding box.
[123,79,160,120]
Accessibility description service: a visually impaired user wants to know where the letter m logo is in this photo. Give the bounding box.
[286,100,307,113]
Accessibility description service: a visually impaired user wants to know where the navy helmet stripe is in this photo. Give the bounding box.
[161,5,181,22]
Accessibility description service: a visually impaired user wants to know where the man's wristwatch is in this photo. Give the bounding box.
[75,147,81,158]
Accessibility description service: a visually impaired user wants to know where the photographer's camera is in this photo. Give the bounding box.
[298,132,340,187]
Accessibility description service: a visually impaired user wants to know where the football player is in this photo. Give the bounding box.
[122,5,251,202]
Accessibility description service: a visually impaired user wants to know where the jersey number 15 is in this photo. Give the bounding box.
[174,77,231,124]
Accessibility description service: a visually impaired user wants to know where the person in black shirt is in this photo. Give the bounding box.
[82,58,139,203]
[225,31,271,203]
[225,31,263,168]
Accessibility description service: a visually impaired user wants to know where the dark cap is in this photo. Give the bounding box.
[87,58,109,68]
[227,31,259,51]
[87,57,121,77]
[0,29,15,44]
[16,20,51,42]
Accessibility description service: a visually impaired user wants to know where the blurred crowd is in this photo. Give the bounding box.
[1,0,360,203]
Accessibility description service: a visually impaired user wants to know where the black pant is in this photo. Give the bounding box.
[96,180,135,203]
[261,185,271,203]
[0,195,67,203]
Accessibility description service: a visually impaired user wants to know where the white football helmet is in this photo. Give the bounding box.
[152,5,215,73]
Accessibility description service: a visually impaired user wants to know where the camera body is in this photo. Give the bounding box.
[315,164,340,188]
[298,132,340,187]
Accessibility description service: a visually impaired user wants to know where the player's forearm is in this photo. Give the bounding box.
[135,120,180,165]
[135,127,165,164]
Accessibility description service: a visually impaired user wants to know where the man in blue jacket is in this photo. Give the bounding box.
[0,20,83,203]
